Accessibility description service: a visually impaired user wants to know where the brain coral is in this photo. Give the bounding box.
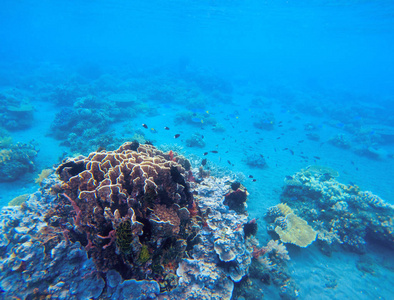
[50,142,197,287]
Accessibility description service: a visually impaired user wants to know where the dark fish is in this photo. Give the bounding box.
[289,149,294,155]
[227,160,232,165]
[276,137,281,139]
[142,124,148,129]
[164,127,170,130]
[283,148,288,150]
[203,152,208,156]
[278,121,283,124]
[252,179,257,182]
[249,175,253,178]
[298,140,304,143]
[174,134,180,138]
[225,151,229,153]
[314,156,320,160]
[260,154,264,158]
[201,135,204,139]
[211,150,218,153]
[201,158,207,166]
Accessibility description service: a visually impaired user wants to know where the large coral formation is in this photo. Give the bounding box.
[278,168,394,253]
[52,142,195,282]
[0,142,253,299]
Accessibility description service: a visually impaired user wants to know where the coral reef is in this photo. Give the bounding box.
[0,141,38,182]
[328,133,352,149]
[8,194,29,206]
[185,133,206,148]
[0,90,34,130]
[49,96,123,153]
[35,168,54,186]
[237,238,297,300]
[278,169,394,254]
[245,153,267,169]
[266,203,317,247]
[0,142,253,299]
[253,111,275,130]
[0,178,105,299]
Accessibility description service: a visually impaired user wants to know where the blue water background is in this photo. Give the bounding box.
[1,0,394,96]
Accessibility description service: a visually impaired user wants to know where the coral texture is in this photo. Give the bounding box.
[0,143,253,299]
[279,168,394,253]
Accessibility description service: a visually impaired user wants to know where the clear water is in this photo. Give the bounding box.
[0,0,393,299]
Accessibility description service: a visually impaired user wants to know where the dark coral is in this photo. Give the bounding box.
[224,185,248,214]
[49,142,201,284]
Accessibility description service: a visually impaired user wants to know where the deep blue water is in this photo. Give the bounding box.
[0,1,394,299]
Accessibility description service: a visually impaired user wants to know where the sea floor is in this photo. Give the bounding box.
[0,73,393,299]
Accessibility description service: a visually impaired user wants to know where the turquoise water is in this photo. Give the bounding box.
[0,1,393,299]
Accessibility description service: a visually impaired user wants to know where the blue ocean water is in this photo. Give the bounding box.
[0,0,393,299]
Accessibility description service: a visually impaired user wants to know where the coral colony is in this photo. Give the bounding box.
[0,142,393,299]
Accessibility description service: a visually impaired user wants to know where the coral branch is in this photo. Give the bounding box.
[61,193,81,215]
[97,230,116,249]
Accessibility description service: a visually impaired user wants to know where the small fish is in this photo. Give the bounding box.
[285,175,293,180]
[276,137,281,139]
[351,161,355,165]
[211,150,218,153]
[298,140,304,143]
[314,156,320,160]
[248,175,254,178]
[142,124,148,129]
[289,149,294,155]
[164,126,170,130]
[201,158,207,166]
[227,160,233,166]
[174,134,180,138]
[203,152,208,156]
[150,128,157,133]
[278,121,283,124]
[260,154,264,158]
[252,179,257,182]
[283,148,288,151]
[201,135,204,139]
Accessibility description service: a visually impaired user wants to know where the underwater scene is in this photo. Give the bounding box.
[0,0,393,299]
